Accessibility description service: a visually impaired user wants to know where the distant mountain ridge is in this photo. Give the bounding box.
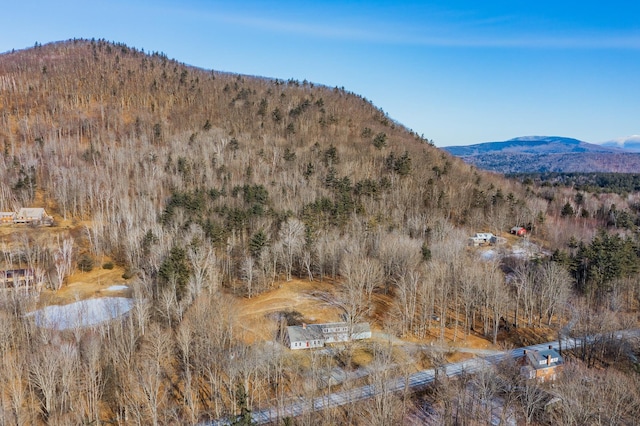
[443,136,640,173]
[445,136,621,156]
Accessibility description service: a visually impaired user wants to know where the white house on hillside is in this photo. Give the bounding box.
[286,322,371,350]
[469,232,496,246]
[14,208,53,225]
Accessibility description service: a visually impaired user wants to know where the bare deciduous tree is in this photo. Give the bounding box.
[362,342,406,426]
[240,255,256,297]
[277,217,305,281]
[188,237,217,298]
[537,261,571,326]
[135,324,174,426]
[336,253,383,329]
[29,345,63,418]
[53,236,74,290]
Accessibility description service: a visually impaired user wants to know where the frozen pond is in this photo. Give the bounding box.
[29,297,133,330]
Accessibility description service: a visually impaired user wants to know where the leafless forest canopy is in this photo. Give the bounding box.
[0,39,638,425]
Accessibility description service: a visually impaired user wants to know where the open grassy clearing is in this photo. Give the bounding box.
[232,275,556,372]
[38,264,132,307]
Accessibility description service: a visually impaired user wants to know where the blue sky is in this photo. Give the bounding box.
[2,1,639,146]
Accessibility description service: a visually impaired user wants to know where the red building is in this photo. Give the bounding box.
[511,226,527,237]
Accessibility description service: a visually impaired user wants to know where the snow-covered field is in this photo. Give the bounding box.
[28,297,133,330]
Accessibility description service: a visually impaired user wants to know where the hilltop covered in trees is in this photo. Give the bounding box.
[0,39,638,424]
[0,39,541,289]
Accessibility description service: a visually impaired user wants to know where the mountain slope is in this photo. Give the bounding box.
[444,136,640,173]
[0,39,527,258]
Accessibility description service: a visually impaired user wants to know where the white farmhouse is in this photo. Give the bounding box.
[469,232,495,246]
[286,322,371,350]
[15,208,53,225]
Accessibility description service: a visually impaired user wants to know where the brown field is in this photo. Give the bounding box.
[234,278,344,344]
[231,276,533,370]
[38,264,132,307]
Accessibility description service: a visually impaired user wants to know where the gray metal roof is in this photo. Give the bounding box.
[287,324,324,343]
[526,348,563,369]
[17,208,47,218]
[287,322,371,343]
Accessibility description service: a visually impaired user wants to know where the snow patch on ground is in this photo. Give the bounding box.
[479,240,549,261]
[481,249,497,260]
[105,285,128,291]
[29,297,133,330]
[510,246,529,258]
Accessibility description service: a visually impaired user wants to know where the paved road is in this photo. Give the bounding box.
[203,330,639,425]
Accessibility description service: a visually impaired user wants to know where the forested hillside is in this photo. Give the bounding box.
[0,39,638,425]
[0,39,540,291]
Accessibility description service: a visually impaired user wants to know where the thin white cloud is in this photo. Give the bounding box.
[604,135,640,145]
[598,135,640,152]
[414,34,640,49]
[204,11,640,49]
[189,10,378,41]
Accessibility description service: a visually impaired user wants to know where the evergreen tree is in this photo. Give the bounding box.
[249,230,268,259]
[158,245,191,300]
[561,202,575,217]
[232,382,254,425]
[571,230,639,299]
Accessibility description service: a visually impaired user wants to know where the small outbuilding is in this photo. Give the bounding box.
[0,212,16,223]
[0,268,40,291]
[511,226,527,237]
